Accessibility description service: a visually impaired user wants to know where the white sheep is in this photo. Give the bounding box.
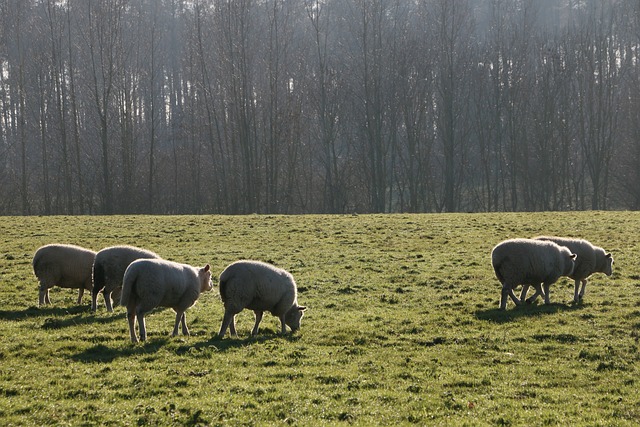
[120,259,212,343]
[528,236,614,303]
[91,245,161,312]
[216,260,306,339]
[491,238,576,310]
[33,244,97,306]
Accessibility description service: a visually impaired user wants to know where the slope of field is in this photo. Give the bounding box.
[0,212,638,426]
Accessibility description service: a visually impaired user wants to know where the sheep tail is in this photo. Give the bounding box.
[493,258,507,283]
[120,269,136,307]
[32,251,43,275]
[93,261,106,292]
[218,269,232,302]
[219,278,228,302]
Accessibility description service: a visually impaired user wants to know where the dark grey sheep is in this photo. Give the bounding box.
[91,245,161,312]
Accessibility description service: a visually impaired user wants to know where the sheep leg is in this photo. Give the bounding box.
[172,311,187,337]
[127,310,138,343]
[278,314,287,334]
[217,310,235,338]
[229,316,237,337]
[575,279,587,302]
[500,286,509,310]
[111,288,122,308]
[137,309,147,342]
[500,284,520,310]
[181,313,189,336]
[526,284,544,304]
[76,288,85,305]
[542,283,551,304]
[519,284,530,301]
[104,291,114,312]
[91,289,100,312]
[251,311,264,336]
[39,285,50,306]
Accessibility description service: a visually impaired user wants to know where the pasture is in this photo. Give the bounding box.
[0,212,638,426]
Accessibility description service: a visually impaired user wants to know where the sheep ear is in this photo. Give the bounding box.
[605,253,612,258]
[298,305,307,311]
[204,264,210,272]
[570,254,577,259]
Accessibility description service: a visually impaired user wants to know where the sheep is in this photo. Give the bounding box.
[216,260,306,339]
[33,244,97,306]
[491,238,576,310]
[527,236,614,303]
[120,259,212,343]
[91,245,161,312]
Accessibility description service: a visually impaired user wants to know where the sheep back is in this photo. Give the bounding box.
[219,260,298,317]
[120,258,211,312]
[491,238,576,286]
[533,236,613,280]
[94,246,160,292]
[33,244,96,291]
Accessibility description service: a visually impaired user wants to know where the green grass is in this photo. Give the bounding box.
[0,212,639,426]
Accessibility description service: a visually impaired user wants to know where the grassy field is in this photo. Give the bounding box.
[0,212,639,426]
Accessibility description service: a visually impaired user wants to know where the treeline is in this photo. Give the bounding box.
[0,0,639,215]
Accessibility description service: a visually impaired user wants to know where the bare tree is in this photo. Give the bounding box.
[217,0,261,213]
[573,1,621,210]
[431,0,475,212]
[81,0,126,213]
[43,0,74,213]
[10,1,32,214]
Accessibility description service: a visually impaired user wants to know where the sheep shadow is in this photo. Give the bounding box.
[176,330,302,354]
[476,301,585,323]
[71,331,300,363]
[0,305,90,321]
[0,304,133,329]
[71,338,170,363]
[41,311,127,330]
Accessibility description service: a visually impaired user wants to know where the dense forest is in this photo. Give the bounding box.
[0,0,638,215]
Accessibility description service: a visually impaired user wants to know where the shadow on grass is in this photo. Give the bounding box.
[70,330,300,363]
[176,330,303,354]
[41,312,127,329]
[71,338,170,363]
[0,305,171,330]
[475,301,586,323]
[0,305,90,321]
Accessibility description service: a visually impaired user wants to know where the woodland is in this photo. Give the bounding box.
[0,0,638,215]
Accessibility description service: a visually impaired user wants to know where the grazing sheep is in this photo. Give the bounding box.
[491,238,576,310]
[529,236,613,303]
[33,244,97,306]
[216,260,306,339]
[91,245,161,312]
[120,259,212,343]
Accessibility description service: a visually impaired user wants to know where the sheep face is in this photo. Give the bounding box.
[603,253,614,276]
[284,305,307,332]
[200,265,213,292]
[564,251,578,277]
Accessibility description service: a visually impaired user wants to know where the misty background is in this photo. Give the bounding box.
[0,0,638,215]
